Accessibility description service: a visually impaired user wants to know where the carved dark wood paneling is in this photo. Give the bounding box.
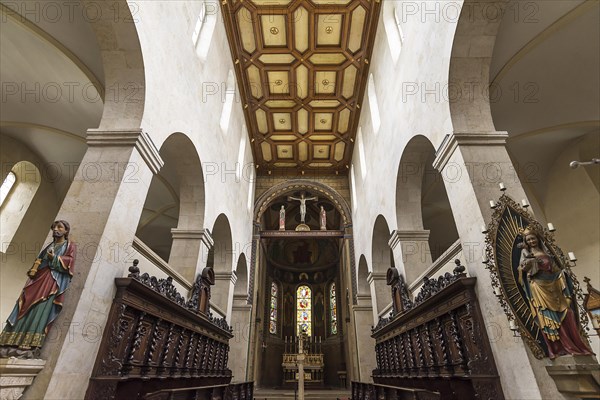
[85,272,234,400]
[371,276,505,400]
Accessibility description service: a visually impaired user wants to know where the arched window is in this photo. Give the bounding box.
[0,162,41,253]
[0,172,16,207]
[191,1,206,45]
[296,285,312,336]
[329,282,338,335]
[220,70,236,133]
[192,0,218,61]
[367,74,381,134]
[269,281,279,334]
[357,127,367,180]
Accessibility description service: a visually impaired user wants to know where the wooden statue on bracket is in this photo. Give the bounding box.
[483,194,593,359]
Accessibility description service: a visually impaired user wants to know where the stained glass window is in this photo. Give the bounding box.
[296,285,312,336]
[269,281,278,334]
[330,282,338,335]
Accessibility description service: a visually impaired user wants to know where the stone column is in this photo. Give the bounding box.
[169,228,204,282]
[367,272,388,323]
[246,229,262,384]
[342,236,360,383]
[213,271,237,321]
[389,230,432,285]
[23,129,163,400]
[432,132,544,400]
[229,294,252,382]
[352,296,376,383]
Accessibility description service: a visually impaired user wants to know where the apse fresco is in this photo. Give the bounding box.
[267,238,339,268]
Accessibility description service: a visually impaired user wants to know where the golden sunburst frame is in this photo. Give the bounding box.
[483,193,590,359]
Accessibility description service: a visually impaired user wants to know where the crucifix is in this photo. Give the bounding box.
[287,192,318,224]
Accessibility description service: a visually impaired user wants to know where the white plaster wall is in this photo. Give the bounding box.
[0,135,60,324]
[351,1,457,278]
[544,139,600,355]
[133,1,255,277]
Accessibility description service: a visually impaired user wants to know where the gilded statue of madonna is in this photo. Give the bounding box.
[517,226,593,359]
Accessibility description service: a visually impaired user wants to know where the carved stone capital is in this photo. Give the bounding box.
[215,272,237,285]
[86,129,164,174]
[367,272,387,285]
[196,229,214,250]
[171,229,205,240]
[389,230,430,249]
[433,131,509,171]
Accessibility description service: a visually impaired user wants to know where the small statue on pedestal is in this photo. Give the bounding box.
[0,220,76,359]
[279,205,286,231]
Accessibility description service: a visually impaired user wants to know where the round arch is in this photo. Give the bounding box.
[210,213,233,274]
[160,132,205,230]
[395,135,458,281]
[448,0,508,133]
[254,180,352,227]
[371,215,392,274]
[395,135,433,231]
[89,0,146,130]
[234,253,249,297]
[357,255,370,297]
[135,132,205,280]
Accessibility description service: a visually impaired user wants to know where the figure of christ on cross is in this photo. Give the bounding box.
[287,192,318,224]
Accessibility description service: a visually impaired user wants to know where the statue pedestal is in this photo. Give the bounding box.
[545,355,599,399]
[0,358,46,400]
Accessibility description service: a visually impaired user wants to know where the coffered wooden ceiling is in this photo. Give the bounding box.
[220,0,381,175]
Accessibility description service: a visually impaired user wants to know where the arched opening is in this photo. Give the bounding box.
[0,161,41,252]
[1,3,148,397]
[230,253,252,382]
[250,180,353,389]
[209,213,234,319]
[370,215,393,318]
[395,135,458,284]
[354,255,376,382]
[135,132,205,281]
[488,0,600,300]
[357,255,370,298]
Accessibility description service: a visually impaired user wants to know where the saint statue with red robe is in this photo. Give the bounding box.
[0,220,76,357]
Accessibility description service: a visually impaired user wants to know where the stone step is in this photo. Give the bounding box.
[253,389,351,400]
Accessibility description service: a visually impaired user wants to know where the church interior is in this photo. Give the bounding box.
[0,0,599,399]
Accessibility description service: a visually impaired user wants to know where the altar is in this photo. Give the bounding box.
[281,335,324,387]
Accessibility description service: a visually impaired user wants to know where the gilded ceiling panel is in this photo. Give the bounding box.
[220,0,381,174]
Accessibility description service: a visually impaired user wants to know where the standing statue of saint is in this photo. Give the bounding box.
[288,192,318,224]
[319,206,326,230]
[518,226,593,358]
[0,220,76,358]
[279,205,286,231]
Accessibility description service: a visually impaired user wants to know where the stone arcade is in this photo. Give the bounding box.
[0,0,598,399]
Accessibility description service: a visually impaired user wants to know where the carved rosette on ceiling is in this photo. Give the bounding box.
[219,0,382,174]
[482,194,590,359]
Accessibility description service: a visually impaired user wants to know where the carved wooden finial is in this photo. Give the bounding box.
[128,259,140,278]
[584,276,593,292]
[453,259,466,276]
